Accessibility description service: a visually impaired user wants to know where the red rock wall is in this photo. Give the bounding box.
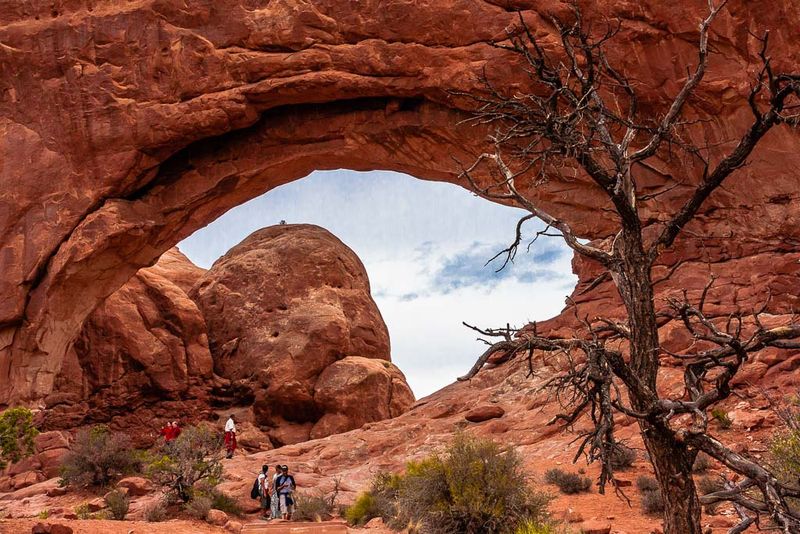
[1,0,799,406]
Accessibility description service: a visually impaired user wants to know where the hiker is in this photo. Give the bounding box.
[171,421,182,440]
[257,464,271,519]
[159,421,172,441]
[224,414,237,459]
[275,464,296,520]
[270,464,282,519]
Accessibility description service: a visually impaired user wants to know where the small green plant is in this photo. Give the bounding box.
[544,468,592,494]
[514,519,569,534]
[609,444,637,470]
[59,425,137,487]
[143,500,168,522]
[209,488,242,516]
[105,489,130,520]
[37,509,50,520]
[711,408,732,429]
[74,503,92,520]
[0,407,39,470]
[146,425,223,502]
[345,492,379,526]
[184,495,211,520]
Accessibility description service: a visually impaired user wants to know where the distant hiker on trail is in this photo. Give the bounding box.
[224,414,237,458]
[271,463,281,520]
[257,464,271,519]
[172,421,182,439]
[275,464,296,520]
[160,421,179,442]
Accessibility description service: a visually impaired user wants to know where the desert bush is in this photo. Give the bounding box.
[143,499,168,522]
[711,408,732,429]
[640,487,664,515]
[59,425,137,487]
[184,495,211,520]
[345,492,381,526]
[294,479,341,522]
[146,425,223,502]
[544,468,592,495]
[636,475,664,515]
[609,444,637,470]
[37,509,50,520]
[0,407,39,470]
[394,434,551,534]
[692,452,711,473]
[635,475,659,492]
[696,475,725,514]
[209,488,242,516]
[105,489,130,520]
[74,503,92,520]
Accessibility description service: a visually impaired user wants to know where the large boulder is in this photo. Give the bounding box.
[41,248,214,445]
[190,224,414,445]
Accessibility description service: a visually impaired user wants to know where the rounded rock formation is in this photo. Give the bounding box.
[190,224,414,445]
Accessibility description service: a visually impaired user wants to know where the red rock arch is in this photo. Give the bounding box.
[1,0,799,405]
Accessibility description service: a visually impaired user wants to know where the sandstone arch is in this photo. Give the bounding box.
[1,0,800,405]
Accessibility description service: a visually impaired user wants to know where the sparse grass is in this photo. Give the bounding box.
[635,475,659,493]
[609,444,637,470]
[36,509,49,520]
[184,495,211,520]
[74,503,92,520]
[143,500,168,522]
[544,468,592,495]
[640,487,664,515]
[711,408,732,429]
[105,489,130,520]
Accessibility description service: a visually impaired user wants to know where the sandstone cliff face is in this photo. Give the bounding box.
[190,224,414,445]
[40,249,215,445]
[2,0,799,406]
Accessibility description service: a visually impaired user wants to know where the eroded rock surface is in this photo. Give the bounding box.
[40,249,214,444]
[190,224,414,445]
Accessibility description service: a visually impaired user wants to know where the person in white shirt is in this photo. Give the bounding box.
[257,464,271,519]
[224,414,237,458]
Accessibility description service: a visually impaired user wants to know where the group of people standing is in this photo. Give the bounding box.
[256,464,296,520]
[159,420,182,442]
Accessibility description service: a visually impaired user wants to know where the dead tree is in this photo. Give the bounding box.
[456,3,800,533]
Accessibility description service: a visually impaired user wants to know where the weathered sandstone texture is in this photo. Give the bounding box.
[190,224,414,445]
[39,249,215,443]
[1,0,799,408]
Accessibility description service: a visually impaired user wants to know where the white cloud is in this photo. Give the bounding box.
[179,170,577,398]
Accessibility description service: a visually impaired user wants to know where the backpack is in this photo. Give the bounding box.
[250,476,260,500]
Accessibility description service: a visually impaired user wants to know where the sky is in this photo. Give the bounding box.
[179,170,577,398]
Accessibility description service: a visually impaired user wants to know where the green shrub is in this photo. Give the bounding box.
[59,425,137,487]
[711,408,732,429]
[146,425,223,502]
[609,444,637,470]
[635,475,659,493]
[209,488,242,516]
[143,500,168,522]
[105,489,130,520]
[0,407,39,470]
[544,468,591,495]
[37,509,50,520]
[394,434,551,534]
[184,495,211,520]
[345,492,381,526]
[74,503,92,520]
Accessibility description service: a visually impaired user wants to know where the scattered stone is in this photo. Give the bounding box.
[224,520,243,533]
[31,523,73,534]
[579,519,611,534]
[117,477,153,496]
[365,517,386,528]
[46,487,67,498]
[207,508,229,526]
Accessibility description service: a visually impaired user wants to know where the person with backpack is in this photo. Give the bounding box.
[224,414,237,459]
[275,464,296,520]
[253,464,271,519]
